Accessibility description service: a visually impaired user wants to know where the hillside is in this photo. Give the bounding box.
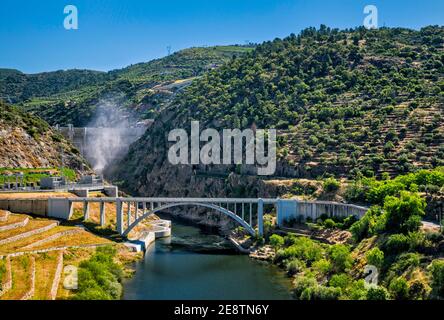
[0,69,109,104]
[14,46,254,126]
[111,26,444,197]
[0,101,90,172]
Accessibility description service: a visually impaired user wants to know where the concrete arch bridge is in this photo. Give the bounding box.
[47,197,368,237]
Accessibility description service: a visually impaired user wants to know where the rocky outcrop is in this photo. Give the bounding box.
[0,102,91,174]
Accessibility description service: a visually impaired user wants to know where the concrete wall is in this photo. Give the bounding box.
[0,199,48,216]
[103,186,118,197]
[47,198,73,220]
[277,199,368,227]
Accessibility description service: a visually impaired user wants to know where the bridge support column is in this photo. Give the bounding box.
[100,202,106,227]
[116,199,124,235]
[83,201,90,221]
[257,198,264,237]
[127,202,132,227]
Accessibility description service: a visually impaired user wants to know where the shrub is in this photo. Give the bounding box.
[366,286,389,300]
[312,259,332,275]
[329,244,353,272]
[276,237,324,264]
[408,279,430,300]
[302,285,341,300]
[329,273,352,290]
[269,234,284,250]
[284,234,298,246]
[342,215,358,230]
[285,259,306,276]
[383,191,426,233]
[72,245,123,300]
[293,276,318,299]
[324,177,340,192]
[347,280,368,300]
[389,277,409,300]
[350,206,385,241]
[323,218,336,228]
[365,247,384,268]
[384,234,410,255]
[429,260,444,297]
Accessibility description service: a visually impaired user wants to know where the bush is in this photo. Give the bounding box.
[342,215,358,230]
[293,276,318,299]
[324,177,340,192]
[285,259,306,276]
[383,191,426,233]
[366,286,389,300]
[275,237,324,264]
[329,273,352,290]
[323,218,336,229]
[329,244,353,272]
[384,234,410,255]
[389,277,409,300]
[408,279,430,300]
[312,259,332,275]
[301,285,341,300]
[284,234,298,246]
[347,280,368,300]
[72,246,123,300]
[365,247,384,268]
[350,206,385,241]
[429,260,444,297]
[269,234,284,250]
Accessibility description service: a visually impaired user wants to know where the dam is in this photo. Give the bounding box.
[55,124,150,171]
[55,125,148,156]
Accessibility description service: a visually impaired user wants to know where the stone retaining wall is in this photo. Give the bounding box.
[0,256,12,297]
[0,222,58,246]
[49,251,64,300]
[22,229,82,250]
[0,210,9,222]
[0,243,110,259]
[20,256,35,300]
[0,217,29,232]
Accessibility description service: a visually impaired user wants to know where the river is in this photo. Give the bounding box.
[122,215,293,300]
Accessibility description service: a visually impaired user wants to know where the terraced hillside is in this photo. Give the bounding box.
[13,46,254,126]
[0,207,138,300]
[112,26,444,197]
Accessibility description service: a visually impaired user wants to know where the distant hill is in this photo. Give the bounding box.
[10,46,254,126]
[0,69,109,104]
[0,101,90,172]
[111,26,444,196]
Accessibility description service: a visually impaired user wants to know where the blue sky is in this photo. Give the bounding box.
[0,0,442,73]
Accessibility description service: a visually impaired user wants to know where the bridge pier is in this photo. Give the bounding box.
[257,199,264,237]
[116,199,124,235]
[83,201,90,221]
[100,202,106,227]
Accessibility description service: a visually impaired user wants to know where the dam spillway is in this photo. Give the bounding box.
[55,125,149,171]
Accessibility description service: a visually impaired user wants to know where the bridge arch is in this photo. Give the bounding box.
[122,202,256,237]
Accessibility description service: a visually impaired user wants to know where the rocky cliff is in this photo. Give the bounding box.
[0,102,90,173]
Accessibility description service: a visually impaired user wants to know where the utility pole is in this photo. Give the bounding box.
[167,45,172,56]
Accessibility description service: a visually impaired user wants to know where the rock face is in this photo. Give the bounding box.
[0,103,90,173]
